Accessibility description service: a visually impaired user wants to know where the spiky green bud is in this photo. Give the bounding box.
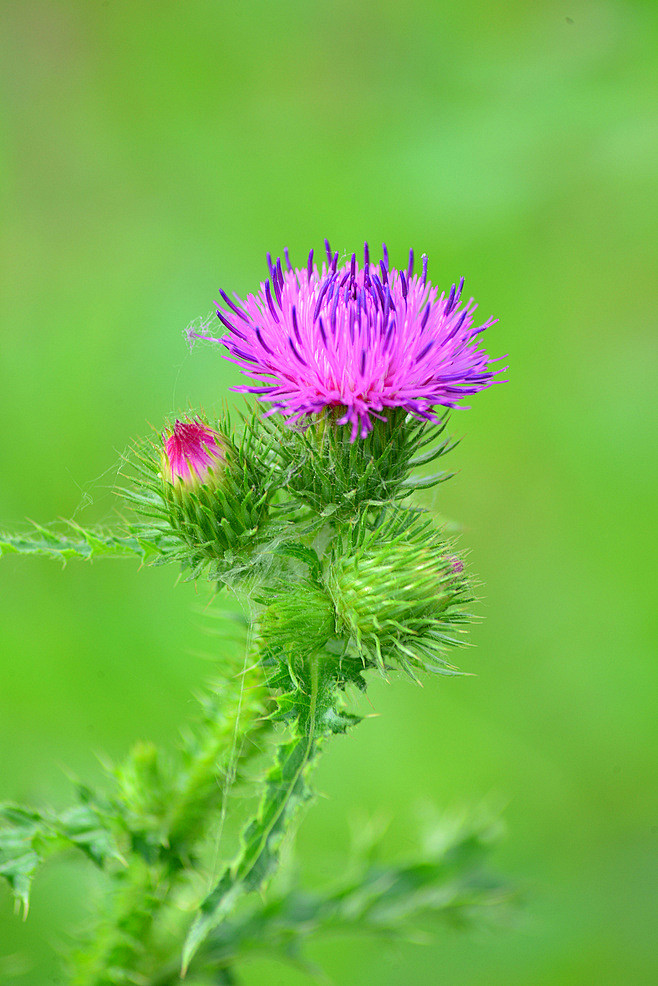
[121,412,276,578]
[327,512,473,677]
[155,414,276,566]
[258,580,336,661]
[160,425,258,561]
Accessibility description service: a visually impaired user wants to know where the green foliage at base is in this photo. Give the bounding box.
[200,813,513,978]
[0,801,123,918]
[182,648,364,974]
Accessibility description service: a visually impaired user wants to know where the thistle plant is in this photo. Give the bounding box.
[0,241,509,984]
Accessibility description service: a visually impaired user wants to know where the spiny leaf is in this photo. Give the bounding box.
[0,802,123,916]
[182,729,319,970]
[182,725,319,971]
[0,521,165,565]
[195,813,512,977]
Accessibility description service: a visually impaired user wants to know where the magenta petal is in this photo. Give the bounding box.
[163,419,225,484]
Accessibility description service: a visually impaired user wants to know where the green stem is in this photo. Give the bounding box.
[182,656,323,975]
[236,656,319,884]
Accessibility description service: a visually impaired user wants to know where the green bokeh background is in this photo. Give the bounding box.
[1,1,656,983]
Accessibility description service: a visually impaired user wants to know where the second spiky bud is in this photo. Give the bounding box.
[327,511,473,677]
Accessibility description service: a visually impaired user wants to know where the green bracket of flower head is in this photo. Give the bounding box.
[260,408,456,517]
[327,508,475,679]
[255,578,336,661]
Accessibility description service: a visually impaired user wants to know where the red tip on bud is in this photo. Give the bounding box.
[162,419,225,486]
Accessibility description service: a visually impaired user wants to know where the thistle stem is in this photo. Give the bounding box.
[182,654,324,973]
[236,655,319,886]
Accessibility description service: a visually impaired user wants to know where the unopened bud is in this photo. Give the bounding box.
[162,419,225,488]
[259,581,336,661]
[157,414,272,567]
[327,514,472,676]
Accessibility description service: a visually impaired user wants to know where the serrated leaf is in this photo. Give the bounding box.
[182,725,319,973]
[57,804,125,868]
[0,521,163,565]
[197,813,512,978]
[320,707,362,734]
[0,828,39,916]
[0,800,123,916]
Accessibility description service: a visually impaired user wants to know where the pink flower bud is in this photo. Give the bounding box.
[449,556,465,574]
[162,419,225,486]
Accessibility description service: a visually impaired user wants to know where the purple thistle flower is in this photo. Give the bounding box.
[162,419,225,486]
[191,242,505,441]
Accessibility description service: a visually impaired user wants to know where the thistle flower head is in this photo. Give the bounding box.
[162,419,225,487]
[191,241,504,441]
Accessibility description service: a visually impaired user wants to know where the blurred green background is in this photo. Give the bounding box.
[1,0,656,982]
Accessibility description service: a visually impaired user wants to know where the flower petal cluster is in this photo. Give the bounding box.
[191,241,504,440]
[162,419,225,486]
